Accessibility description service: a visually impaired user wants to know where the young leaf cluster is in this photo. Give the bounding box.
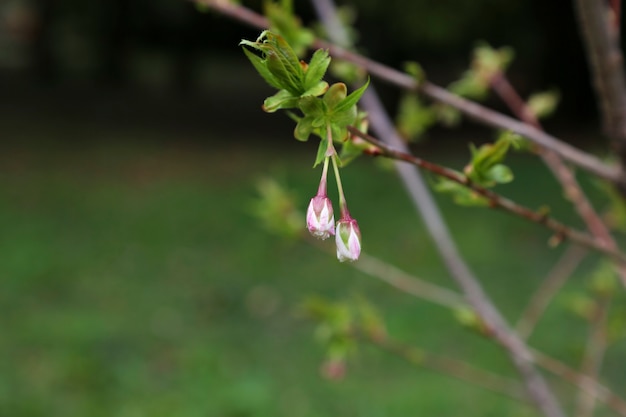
[240,31,330,112]
[263,0,314,56]
[464,131,521,187]
[240,31,369,166]
[434,131,521,206]
[449,43,514,100]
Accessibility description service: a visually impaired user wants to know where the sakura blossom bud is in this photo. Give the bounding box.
[306,195,335,239]
[335,217,361,262]
[320,358,346,381]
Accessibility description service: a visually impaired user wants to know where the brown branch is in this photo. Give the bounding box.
[349,125,626,265]
[490,72,626,287]
[491,72,615,247]
[195,0,621,186]
[575,0,626,182]
[609,0,621,33]
[516,245,589,340]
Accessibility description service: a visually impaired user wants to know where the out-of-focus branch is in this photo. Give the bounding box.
[349,126,626,265]
[575,297,611,417]
[609,0,621,33]
[195,0,621,186]
[490,72,615,248]
[353,328,528,402]
[349,252,467,309]
[490,71,626,288]
[310,1,567,416]
[533,349,626,417]
[575,0,626,183]
[516,245,589,339]
[491,68,618,417]
[308,237,466,310]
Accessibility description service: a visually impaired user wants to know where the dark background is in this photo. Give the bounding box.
[0,0,613,141]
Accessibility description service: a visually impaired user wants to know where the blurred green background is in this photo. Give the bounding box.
[1,1,625,416]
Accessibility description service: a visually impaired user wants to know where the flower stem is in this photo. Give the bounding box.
[317,156,330,196]
[331,153,349,217]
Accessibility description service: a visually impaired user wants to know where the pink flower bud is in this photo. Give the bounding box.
[306,195,335,239]
[320,358,346,381]
[335,217,361,262]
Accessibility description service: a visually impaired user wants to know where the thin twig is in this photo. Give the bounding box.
[491,68,618,417]
[307,237,467,310]
[533,349,626,417]
[349,126,626,265]
[353,328,529,402]
[491,72,614,246]
[516,245,589,340]
[575,0,626,182]
[609,0,621,34]
[575,297,611,417]
[195,0,621,186]
[350,252,467,309]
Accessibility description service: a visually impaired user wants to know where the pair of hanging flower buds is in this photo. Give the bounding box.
[306,156,361,262]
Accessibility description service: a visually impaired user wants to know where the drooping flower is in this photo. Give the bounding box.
[306,194,335,239]
[335,216,361,262]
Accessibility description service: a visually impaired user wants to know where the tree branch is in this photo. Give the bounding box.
[195,0,621,186]
[575,0,626,183]
[490,71,626,288]
[353,328,529,402]
[310,1,567,416]
[516,245,589,340]
[308,237,466,309]
[533,349,626,417]
[575,296,611,417]
[349,126,626,265]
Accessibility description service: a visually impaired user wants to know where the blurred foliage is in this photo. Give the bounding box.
[1,120,625,416]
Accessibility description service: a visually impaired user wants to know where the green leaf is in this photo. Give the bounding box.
[449,70,489,100]
[294,115,315,141]
[338,111,370,166]
[329,123,348,145]
[312,116,327,128]
[263,89,299,112]
[330,106,357,130]
[589,261,618,297]
[484,164,514,184]
[264,32,305,93]
[527,89,560,120]
[241,45,283,90]
[299,96,325,116]
[339,138,364,166]
[466,135,516,185]
[396,93,436,141]
[434,178,489,207]
[303,49,331,91]
[302,81,329,97]
[403,61,425,84]
[264,0,314,56]
[324,83,348,109]
[333,78,370,114]
[433,103,462,127]
[563,292,596,321]
[251,177,304,238]
[314,138,329,167]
